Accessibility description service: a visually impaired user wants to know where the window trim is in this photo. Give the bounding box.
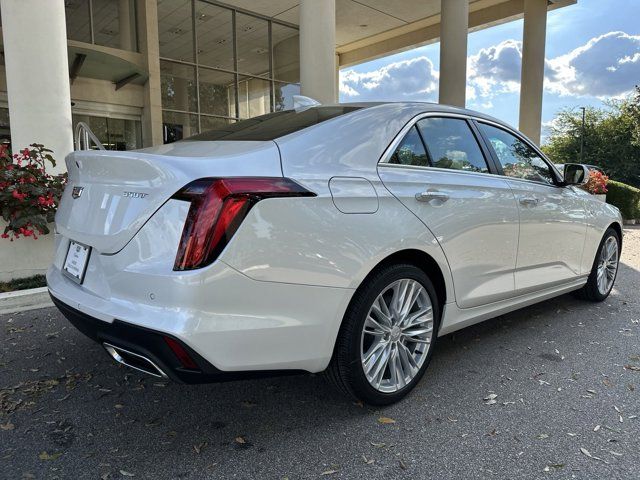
[389,124,432,168]
[378,112,501,177]
[473,119,565,188]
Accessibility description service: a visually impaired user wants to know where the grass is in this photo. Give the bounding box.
[0,274,47,293]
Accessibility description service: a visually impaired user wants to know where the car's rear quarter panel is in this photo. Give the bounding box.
[221,104,455,296]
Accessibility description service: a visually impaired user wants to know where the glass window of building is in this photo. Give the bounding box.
[158,0,194,62]
[195,2,234,71]
[72,114,143,151]
[160,61,198,113]
[65,0,138,51]
[235,13,270,78]
[198,68,236,117]
[157,0,300,143]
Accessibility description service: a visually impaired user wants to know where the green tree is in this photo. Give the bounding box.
[542,86,640,188]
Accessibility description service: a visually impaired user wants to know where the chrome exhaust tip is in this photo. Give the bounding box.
[103,342,168,379]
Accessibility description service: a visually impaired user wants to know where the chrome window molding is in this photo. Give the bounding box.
[378,162,503,181]
[378,111,566,189]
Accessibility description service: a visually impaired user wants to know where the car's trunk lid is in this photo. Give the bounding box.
[55,141,282,254]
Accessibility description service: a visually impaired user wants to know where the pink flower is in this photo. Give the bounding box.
[12,189,27,201]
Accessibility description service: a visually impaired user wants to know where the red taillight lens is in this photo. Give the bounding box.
[172,177,314,271]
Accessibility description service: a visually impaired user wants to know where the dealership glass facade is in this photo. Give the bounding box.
[65,0,139,51]
[157,0,300,142]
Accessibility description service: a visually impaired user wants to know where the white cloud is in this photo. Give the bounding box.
[546,31,640,98]
[467,39,523,99]
[339,56,439,102]
[339,31,640,104]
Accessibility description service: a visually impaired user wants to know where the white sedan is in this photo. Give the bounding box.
[47,103,622,405]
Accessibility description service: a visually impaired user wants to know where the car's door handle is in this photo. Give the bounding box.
[519,196,539,206]
[415,191,449,202]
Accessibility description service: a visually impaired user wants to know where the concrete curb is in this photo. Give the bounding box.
[0,286,53,315]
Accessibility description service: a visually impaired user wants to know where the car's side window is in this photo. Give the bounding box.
[388,125,430,167]
[478,123,555,185]
[416,118,489,173]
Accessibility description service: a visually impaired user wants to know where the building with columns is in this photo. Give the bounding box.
[0,0,574,280]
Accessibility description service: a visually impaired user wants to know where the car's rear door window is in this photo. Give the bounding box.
[478,123,556,185]
[185,106,362,141]
[388,126,430,167]
[416,118,489,173]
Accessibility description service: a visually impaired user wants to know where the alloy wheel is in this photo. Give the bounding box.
[360,278,434,393]
[596,235,619,295]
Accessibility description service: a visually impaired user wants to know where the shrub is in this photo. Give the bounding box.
[606,180,640,219]
[0,144,67,240]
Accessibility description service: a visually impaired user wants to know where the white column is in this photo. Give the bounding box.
[0,0,73,172]
[439,0,469,107]
[519,0,547,145]
[300,0,337,104]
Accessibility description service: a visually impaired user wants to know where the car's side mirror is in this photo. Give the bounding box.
[563,163,590,186]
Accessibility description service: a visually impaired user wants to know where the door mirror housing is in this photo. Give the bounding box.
[563,163,590,186]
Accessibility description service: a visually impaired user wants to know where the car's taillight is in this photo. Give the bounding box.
[171,177,315,271]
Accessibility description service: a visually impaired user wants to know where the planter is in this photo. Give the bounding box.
[594,193,607,202]
[0,221,55,282]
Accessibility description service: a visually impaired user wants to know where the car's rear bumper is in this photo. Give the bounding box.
[47,256,353,375]
[50,294,308,383]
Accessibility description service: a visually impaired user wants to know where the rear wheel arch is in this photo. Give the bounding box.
[350,249,447,319]
[608,221,623,249]
[374,249,446,308]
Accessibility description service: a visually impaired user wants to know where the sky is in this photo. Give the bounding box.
[338,0,640,142]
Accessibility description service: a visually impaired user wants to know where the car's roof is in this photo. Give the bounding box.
[335,101,515,131]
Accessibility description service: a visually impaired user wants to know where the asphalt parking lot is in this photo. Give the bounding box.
[1,228,639,480]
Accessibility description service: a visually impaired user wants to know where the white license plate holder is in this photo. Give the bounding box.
[63,241,91,284]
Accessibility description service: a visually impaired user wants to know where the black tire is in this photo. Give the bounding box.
[578,227,621,302]
[324,263,440,406]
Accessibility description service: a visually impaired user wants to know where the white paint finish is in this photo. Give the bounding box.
[300,0,337,103]
[519,0,548,144]
[439,0,469,107]
[221,193,453,291]
[438,276,588,335]
[580,189,624,274]
[507,178,588,292]
[277,103,430,186]
[378,165,519,308]
[0,0,73,171]
[328,176,379,213]
[46,102,623,376]
[55,141,282,253]
[48,233,353,372]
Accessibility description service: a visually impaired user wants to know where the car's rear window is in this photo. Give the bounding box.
[185,106,362,141]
